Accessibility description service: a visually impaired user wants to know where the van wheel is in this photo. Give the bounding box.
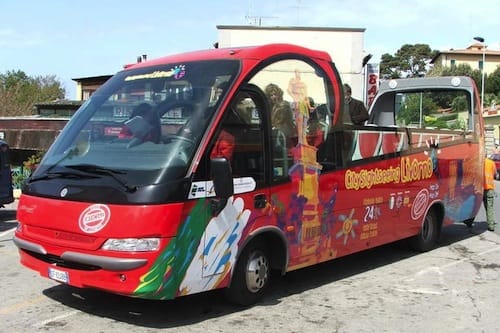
[409,210,438,252]
[224,241,270,306]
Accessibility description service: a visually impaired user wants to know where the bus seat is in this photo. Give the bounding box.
[352,130,382,160]
[381,131,406,154]
[375,111,395,126]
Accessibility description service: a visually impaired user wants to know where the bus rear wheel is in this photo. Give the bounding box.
[224,241,270,306]
[409,210,439,252]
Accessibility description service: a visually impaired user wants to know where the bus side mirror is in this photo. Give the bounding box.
[210,157,233,216]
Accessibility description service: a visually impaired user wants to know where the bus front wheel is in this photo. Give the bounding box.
[224,241,270,306]
[409,210,439,252]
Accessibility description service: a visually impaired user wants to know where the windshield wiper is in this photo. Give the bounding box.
[29,169,99,183]
[66,164,137,192]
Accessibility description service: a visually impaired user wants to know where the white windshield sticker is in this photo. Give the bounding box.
[188,177,256,199]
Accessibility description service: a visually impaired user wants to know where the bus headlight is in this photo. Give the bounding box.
[101,238,160,252]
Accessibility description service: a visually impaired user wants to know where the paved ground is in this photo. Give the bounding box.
[1,185,499,332]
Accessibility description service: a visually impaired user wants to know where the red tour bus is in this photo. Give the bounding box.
[13,44,484,305]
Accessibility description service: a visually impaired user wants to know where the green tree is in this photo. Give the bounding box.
[0,70,65,116]
[485,65,500,97]
[396,93,438,126]
[380,53,401,79]
[380,44,439,79]
[427,63,500,107]
[427,63,482,90]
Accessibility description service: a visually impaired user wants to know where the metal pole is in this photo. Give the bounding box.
[474,36,486,110]
[481,44,485,110]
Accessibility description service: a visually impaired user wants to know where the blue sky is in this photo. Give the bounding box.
[1,0,498,99]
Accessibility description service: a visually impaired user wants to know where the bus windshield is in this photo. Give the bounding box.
[32,60,240,188]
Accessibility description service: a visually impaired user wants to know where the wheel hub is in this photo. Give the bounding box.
[245,251,269,293]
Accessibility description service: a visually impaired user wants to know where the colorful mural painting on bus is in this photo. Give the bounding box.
[133,74,481,300]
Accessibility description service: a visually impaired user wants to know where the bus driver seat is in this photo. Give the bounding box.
[121,103,162,144]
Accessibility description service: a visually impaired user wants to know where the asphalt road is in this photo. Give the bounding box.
[1,184,499,333]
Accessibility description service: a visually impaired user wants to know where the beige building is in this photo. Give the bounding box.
[73,75,112,101]
[216,25,369,101]
[432,43,500,148]
[431,43,500,75]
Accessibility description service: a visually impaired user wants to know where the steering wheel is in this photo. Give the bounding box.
[155,99,199,142]
[161,134,195,164]
[162,134,195,145]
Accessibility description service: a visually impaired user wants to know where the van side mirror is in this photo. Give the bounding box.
[210,157,233,216]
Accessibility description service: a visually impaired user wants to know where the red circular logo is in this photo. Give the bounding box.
[411,189,429,220]
[78,204,111,234]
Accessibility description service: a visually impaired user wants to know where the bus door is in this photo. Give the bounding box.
[191,85,270,280]
[248,57,339,268]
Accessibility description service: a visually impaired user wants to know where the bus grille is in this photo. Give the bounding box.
[24,249,100,271]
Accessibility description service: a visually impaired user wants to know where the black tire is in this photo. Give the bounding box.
[224,241,271,306]
[409,210,439,252]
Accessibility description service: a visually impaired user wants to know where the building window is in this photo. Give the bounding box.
[450,59,456,67]
[82,89,95,101]
[479,60,484,70]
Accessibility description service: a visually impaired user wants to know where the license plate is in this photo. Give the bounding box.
[48,267,69,284]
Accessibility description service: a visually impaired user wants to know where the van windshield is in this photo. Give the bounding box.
[33,60,240,187]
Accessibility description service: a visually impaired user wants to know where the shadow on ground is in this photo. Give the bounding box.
[0,208,17,232]
[41,221,485,329]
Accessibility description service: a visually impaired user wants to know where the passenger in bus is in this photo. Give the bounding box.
[265,83,286,110]
[210,95,250,162]
[210,129,235,161]
[265,83,295,137]
[272,101,296,139]
[119,103,161,143]
[344,83,369,125]
[306,97,324,147]
[271,101,296,175]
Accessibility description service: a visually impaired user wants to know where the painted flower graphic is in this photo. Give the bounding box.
[172,65,186,79]
[424,137,441,174]
[335,208,358,245]
[179,196,250,295]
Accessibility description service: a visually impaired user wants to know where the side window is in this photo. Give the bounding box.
[249,59,331,181]
[395,90,470,131]
[211,91,265,185]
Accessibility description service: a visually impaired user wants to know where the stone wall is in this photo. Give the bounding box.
[0,118,68,150]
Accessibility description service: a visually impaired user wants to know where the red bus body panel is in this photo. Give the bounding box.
[16,194,186,296]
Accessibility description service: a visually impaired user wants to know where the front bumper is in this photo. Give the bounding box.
[13,236,148,271]
[13,235,151,296]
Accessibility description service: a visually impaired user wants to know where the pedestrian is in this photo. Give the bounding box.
[484,155,497,231]
[343,83,369,125]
